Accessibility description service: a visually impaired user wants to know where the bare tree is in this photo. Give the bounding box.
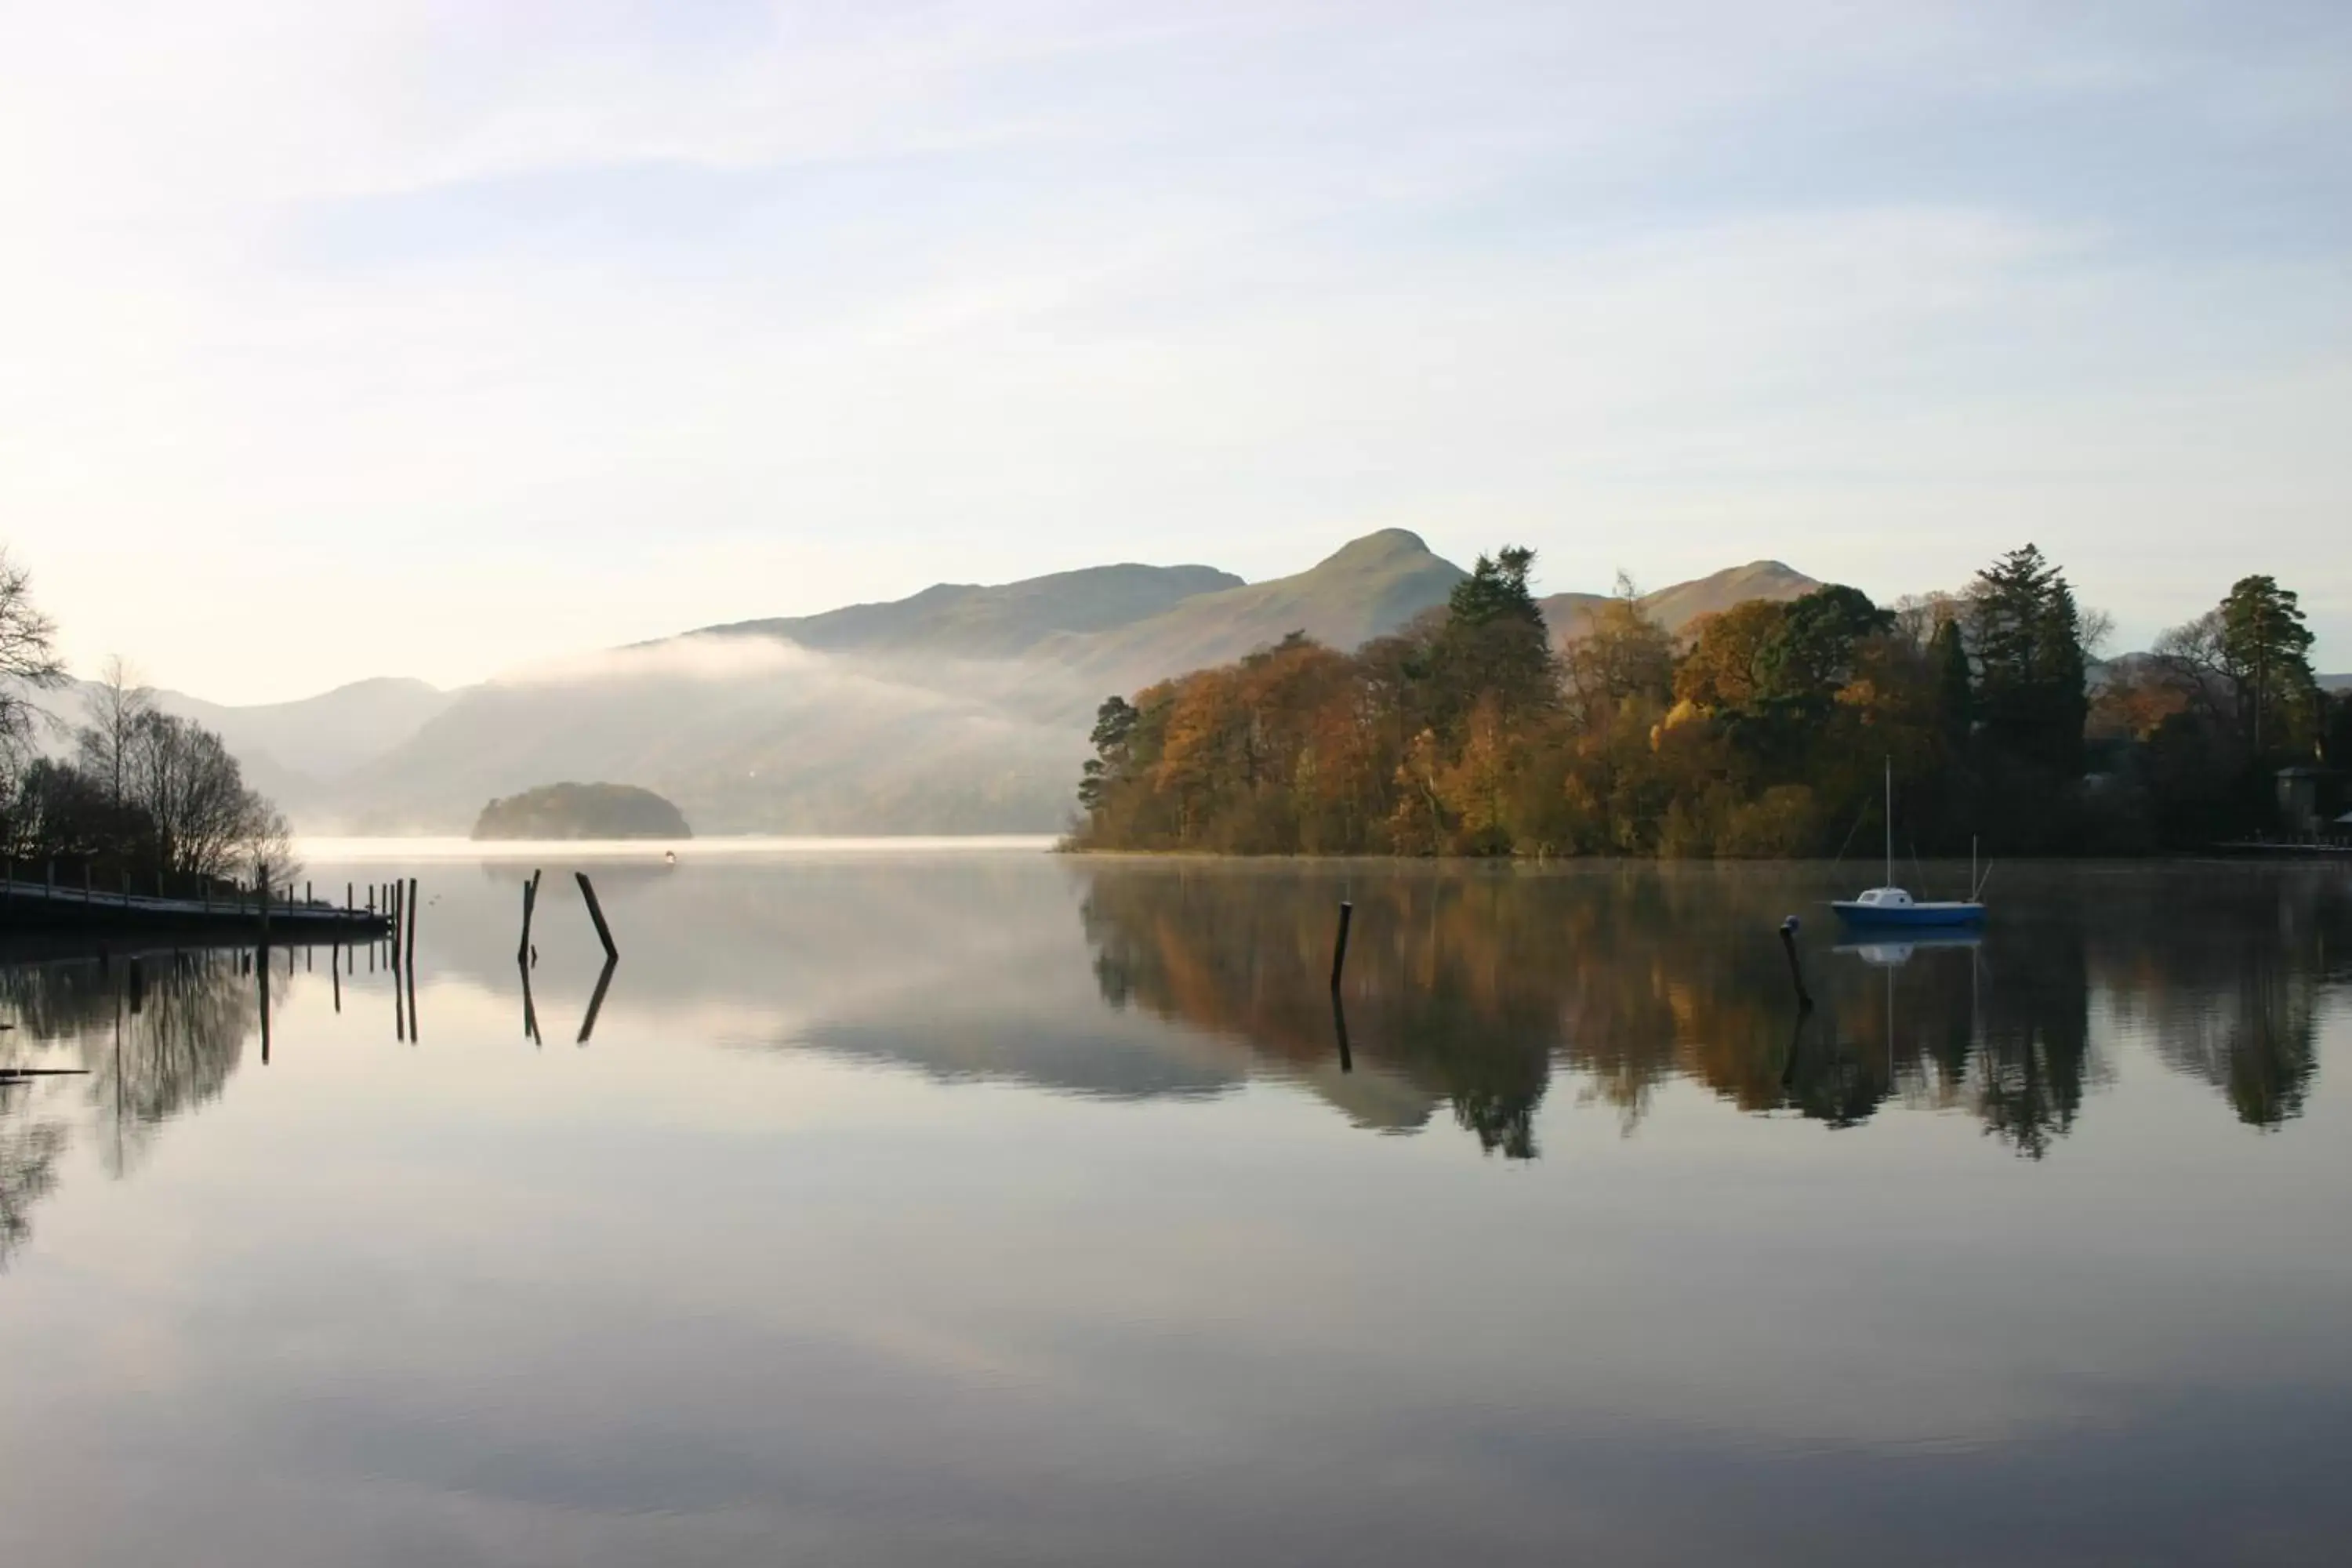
[75,655,154,807]
[2151,610,2236,734]
[0,549,67,775]
[1889,591,1962,650]
[125,712,293,880]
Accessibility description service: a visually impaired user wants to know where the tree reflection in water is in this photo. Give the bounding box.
[1078,862,2348,1159]
[0,1089,66,1271]
[0,948,262,1265]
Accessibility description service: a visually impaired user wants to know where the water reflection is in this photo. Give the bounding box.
[1075,861,2351,1158]
[0,1093,64,1270]
[0,949,267,1264]
[1,855,2347,1566]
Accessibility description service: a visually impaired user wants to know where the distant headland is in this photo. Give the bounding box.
[472,782,691,841]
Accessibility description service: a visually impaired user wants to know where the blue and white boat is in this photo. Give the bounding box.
[1831,760,1986,929]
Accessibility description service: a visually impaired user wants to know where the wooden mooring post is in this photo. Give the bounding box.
[1778,916,1813,1011]
[1328,900,1353,992]
[575,873,618,963]
[517,869,542,966]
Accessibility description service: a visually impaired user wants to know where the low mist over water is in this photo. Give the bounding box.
[3,848,2350,1564]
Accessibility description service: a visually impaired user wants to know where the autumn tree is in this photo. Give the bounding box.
[1675,601,1786,710]
[1562,575,1672,728]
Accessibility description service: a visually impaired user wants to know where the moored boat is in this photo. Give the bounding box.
[1831,760,1986,929]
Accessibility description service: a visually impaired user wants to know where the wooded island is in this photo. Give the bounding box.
[1070,546,2345,858]
[473,783,691,840]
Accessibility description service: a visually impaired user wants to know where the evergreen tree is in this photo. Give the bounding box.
[1076,695,1138,812]
[1966,544,2087,779]
[1930,615,1973,747]
[2216,575,2317,758]
[1429,546,1554,729]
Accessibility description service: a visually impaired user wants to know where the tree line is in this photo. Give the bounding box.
[0,552,289,888]
[1072,543,2343,856]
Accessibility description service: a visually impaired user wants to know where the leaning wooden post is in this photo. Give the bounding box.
[517,869,541,966]
[575,872,619,963]
[405,877,419,967]
[1328,900,1353,993]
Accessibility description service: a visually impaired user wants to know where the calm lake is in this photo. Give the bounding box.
[3,847,2349,1566]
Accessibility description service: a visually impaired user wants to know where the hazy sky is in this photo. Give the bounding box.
[3,1,2346,702]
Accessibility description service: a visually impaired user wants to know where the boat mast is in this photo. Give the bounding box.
[1884,755,1893,888]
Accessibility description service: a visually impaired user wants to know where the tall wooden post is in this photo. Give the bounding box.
[517,869,541,966]
[575,873,619,963]
[1778,916,1813,1011]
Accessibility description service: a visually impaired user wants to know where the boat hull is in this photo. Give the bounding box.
[1831,900,1985,927]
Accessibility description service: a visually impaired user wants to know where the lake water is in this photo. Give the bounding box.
[3,848,2349,1566]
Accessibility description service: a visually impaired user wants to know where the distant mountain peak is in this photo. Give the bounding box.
[1315,528,1437,568]
[1539,561,1821,643]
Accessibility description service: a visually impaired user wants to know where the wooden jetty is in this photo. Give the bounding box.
[0,874,392,944]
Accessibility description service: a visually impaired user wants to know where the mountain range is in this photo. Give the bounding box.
[45,532,1835,833]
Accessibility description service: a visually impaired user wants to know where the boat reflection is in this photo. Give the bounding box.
[1834,931,1984,967]
[1076,862,2344,1156]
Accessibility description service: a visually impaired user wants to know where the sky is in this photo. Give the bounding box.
[2,0,2347,702]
